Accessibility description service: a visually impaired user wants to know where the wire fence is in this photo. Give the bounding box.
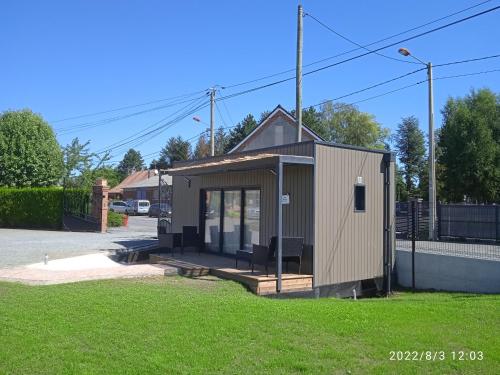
[396,201,500,260]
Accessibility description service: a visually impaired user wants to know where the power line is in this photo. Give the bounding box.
[51,89,207,124]
[94,97,209,155]
[222,0,495,89]
[304,12,419,65]
[433,54,500,67]
[55,94,207,135]
[307,68,500,109]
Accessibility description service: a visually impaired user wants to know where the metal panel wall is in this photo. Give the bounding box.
[171,166,314,247]
[314,144,388,286]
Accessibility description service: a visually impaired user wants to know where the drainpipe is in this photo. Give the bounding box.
[383,153,394,295]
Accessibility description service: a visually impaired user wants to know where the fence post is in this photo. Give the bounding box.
[496,205,499,243]
[92,179,109,233]
[437,201,441,240]
[411,199,417,291]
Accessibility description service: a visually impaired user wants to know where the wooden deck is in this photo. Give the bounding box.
[149,252,313,295]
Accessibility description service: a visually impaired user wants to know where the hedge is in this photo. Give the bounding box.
[0,187,64,229]
[108,211,125,227]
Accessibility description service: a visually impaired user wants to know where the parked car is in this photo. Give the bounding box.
[130,199,150,215]
[109,201,130,214]
[148,203,172,218]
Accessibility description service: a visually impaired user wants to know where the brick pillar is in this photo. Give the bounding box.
[92,178,109,233]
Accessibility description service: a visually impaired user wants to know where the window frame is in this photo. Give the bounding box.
[354,184,366,213]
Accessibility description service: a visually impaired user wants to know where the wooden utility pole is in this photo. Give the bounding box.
[209,88,215,156]
[296,4,303,142]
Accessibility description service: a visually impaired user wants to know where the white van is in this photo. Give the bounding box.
[131,200,150,215]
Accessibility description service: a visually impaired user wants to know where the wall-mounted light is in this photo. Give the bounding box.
[184,177,191,188]
[269,169,277,176]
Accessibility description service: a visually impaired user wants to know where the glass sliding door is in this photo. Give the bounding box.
[243,190,260,250]
[223,190,241,254]
[204,190,221,252]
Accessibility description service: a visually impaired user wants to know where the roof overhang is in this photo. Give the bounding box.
[166,154,314,176]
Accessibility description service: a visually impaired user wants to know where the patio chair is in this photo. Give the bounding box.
[251,244,272,276]
[158,232,182,254]
[282,237,304,274]
[181,226,201,254]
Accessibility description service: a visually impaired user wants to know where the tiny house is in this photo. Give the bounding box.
[166,106,395,296]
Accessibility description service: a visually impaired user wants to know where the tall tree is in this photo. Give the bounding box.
[393,116,426,198]
[193,133,210,159]
[223,114,258,153]
[158,136,191,168]
[214,126,227,156]
[117,148,144,176]
[395,165,409,202]
[320,102,389,149]
[290,106,327,139]
[438,88,499,202]
[0,110,63,187]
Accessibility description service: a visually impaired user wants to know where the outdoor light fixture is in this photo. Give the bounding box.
[398,47,411,57]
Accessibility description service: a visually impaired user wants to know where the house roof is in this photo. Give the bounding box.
[109,170,150,194]
[123,174,172,189]
[228,105,324,154]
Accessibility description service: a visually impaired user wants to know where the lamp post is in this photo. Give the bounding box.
[398,47,436,241]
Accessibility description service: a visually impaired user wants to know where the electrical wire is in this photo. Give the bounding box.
[304,12,419,65]
[222,0,495,89]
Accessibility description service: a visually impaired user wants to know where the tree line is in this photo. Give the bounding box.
[0,88,498,202]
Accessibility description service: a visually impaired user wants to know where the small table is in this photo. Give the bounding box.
[235,249,253,269]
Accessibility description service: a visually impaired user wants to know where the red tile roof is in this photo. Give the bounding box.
[109,170,150,194]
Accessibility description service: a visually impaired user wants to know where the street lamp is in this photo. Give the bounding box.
[398,47,437,241]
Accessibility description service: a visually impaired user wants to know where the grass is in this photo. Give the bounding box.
[0,277,499,374]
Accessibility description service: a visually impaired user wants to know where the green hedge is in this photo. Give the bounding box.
[108,211,124,227]
[0,187,64,229]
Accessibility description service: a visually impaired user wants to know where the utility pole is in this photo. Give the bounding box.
[427,62,436,240]
[209,88,215,156]
[296,4,303,142]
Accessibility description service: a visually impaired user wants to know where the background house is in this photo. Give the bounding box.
[108,170,150,200]
[123,174,172,204]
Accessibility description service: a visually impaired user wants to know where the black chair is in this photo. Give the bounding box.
[182,226,201,254]
[282,237,304,274]
[251,244,272,276]
[158,232,182,254]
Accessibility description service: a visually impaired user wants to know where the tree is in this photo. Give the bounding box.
[117,148,144,177]
[395,165,409,202]
[62,137,112,188]
[290,106,328,139]
[214,127,227,156]
[0,110,63,187]
[320,102,389,149]
[193,133,210,159]
[63,138,94,180]
[438,88,499,202]
[393,116,426,198]
[223,114,258,153]
[158,136,191,168]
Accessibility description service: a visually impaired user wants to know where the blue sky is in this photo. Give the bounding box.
[1,0,499,166]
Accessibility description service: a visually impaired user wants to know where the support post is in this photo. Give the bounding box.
[296,4,303,142]
[411,199,417,291]
[92,178,109,233]
[210,88,215,156]
[428,62,436,241]
[275,160,283,293]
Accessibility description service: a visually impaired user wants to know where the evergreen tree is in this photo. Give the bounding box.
[393,116,427,198]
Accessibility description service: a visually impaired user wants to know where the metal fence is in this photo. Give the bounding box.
[396,201,500,260]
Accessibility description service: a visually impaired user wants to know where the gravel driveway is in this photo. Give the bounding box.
[0,216,158,268]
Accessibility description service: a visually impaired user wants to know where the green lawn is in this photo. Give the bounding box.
[0,277,499,374]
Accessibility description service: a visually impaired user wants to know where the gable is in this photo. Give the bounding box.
[229,106,323,154]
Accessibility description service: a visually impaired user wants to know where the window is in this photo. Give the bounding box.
[354,185,366,212]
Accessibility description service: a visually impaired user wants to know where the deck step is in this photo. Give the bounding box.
[150,254,210,277]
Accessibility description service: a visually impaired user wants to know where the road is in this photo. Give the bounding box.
[0,216,158,268]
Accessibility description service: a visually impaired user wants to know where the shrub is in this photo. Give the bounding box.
[108,211,124,227]
[0,187,63,229]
